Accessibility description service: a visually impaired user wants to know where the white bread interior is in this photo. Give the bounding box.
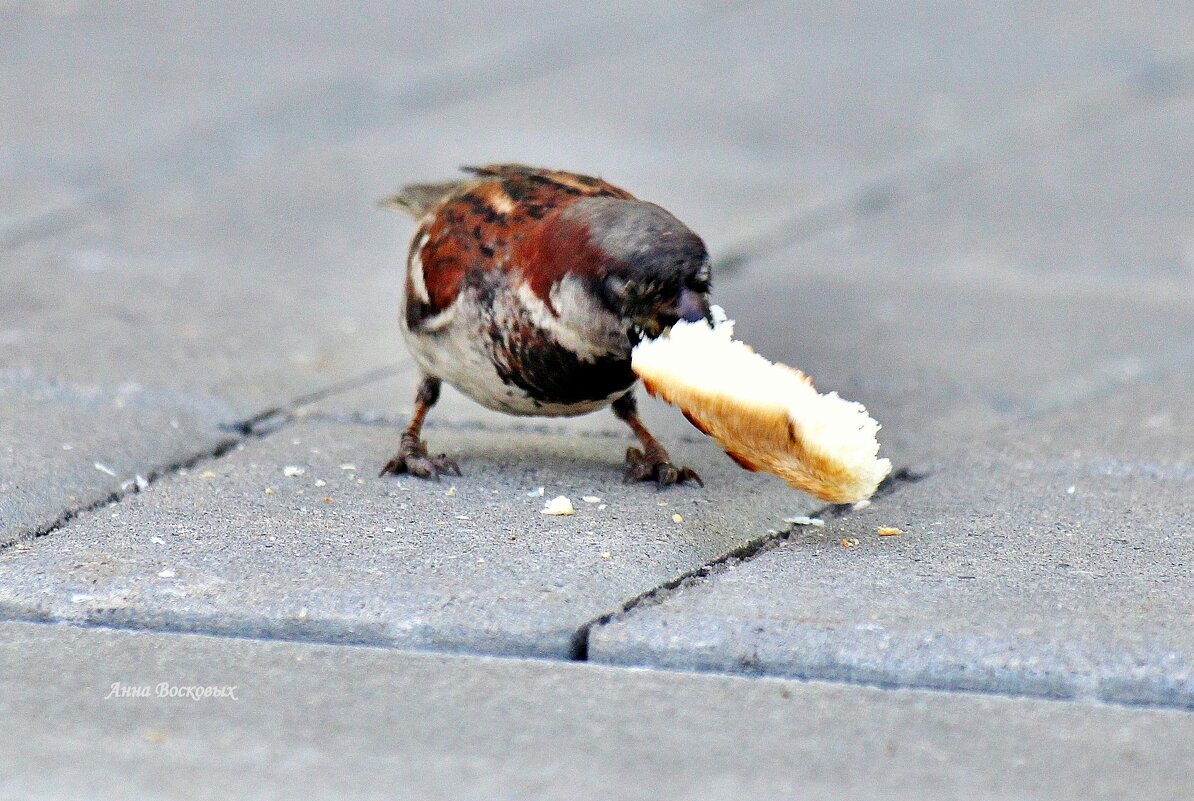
[631,307,892,503]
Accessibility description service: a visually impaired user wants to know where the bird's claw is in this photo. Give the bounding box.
[623,446,703,488]
[379,440,461,480]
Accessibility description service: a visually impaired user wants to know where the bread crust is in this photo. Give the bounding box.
[632,317,890,503]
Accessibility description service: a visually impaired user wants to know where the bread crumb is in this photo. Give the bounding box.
[672,513,684,523]
[840,538,860,548]
[600,552,611,559]
[877,527,902,537]
[314,479,326,487]
[541,496,576,516]
[157,569,176,578]
[446,486,456,497]
[582,496,602,504]
[282,465,305,477]
[264,487,275,495]
[785,515,825,527]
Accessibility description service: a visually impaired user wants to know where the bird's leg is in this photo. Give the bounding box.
[612,392,702,488]
[379,376,461,479]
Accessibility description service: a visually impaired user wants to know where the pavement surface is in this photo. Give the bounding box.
[2,2,1193,799]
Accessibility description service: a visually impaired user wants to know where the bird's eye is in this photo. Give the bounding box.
[604,276,627,297]
[601,276,629,310]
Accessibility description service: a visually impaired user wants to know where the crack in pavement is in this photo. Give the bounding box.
[569,466,930,661]
[0,364,404,554]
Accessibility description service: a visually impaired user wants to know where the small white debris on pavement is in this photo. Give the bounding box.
[526,486,545,497]
[672,513,684,523]
[541,496,576,516]
[93,462,117,477]
[150,536,165,545]
[283,465,305,477]
[339,463,357,471]
[785,515,825,527]
[314,479,327,487]
[1066,485,1076,494]
[446,486,457,497]
[582,496,601,504]
[157,569,176,578]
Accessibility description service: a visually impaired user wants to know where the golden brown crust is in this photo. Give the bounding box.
[638,371,877,504]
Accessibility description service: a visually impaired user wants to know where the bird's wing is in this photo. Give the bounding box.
[461,164,635,200]
[404,165,634,331]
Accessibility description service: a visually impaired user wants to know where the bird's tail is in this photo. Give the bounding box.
[378,181,466,218]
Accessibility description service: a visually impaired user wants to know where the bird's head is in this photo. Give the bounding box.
[568,197,712,341]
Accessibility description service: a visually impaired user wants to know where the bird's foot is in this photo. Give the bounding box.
[623,446,703,488]
[379,438,461,480]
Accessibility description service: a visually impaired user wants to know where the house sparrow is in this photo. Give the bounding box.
[379,164,712,486]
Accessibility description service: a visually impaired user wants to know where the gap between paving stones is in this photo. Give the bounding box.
[715,55,1194,276]
[0,365,403,554]
[569,467,928,661]
[8,386,1191,715]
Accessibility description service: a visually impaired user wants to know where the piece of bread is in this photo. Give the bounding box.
[631,308,892,504]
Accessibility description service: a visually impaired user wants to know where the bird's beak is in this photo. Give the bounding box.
[676,287,712,324]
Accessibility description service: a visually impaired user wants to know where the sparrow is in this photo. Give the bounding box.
[379,164,712,487]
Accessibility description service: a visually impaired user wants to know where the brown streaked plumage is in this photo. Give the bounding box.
[379,164,712,486]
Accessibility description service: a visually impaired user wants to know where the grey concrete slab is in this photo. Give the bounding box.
[590,371,1194,707]
[0,373,233,547]
[0,0,686,238]
[701,96,1194,466]
[0,2,704,540]
[0,419,820,658]
[369,2,1194,253]
[5,3,1190,528]
[3,620,1193,801]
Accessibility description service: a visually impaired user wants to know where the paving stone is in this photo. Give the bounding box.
[702,96,1194,466]
[3,621,1193,801]
[590,371,1194,707]
[5,4,1189,546]
[0,373,233,547]
[0,2,703,539]
[369,2,1194,252]
[0,0,684,238]
[0,419,821,658]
